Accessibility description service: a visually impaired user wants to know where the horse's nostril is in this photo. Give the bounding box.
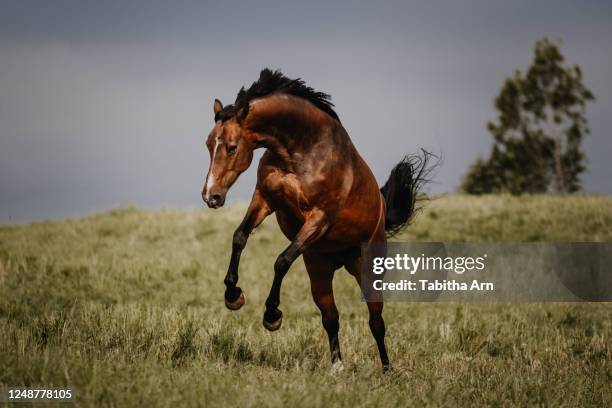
[211,194,222,203]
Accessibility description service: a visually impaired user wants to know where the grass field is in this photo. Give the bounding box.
[0,195,611,407]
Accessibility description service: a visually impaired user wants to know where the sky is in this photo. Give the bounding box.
[1,0,611,222]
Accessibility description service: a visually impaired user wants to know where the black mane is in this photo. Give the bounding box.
[215,68,339,122]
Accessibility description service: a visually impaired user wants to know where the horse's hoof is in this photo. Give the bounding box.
[263,310,283,331]
[382,364,392,373]
[225,290,245,311]
[331,361,345,374]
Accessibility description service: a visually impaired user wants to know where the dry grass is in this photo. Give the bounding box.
[0,194,610,407]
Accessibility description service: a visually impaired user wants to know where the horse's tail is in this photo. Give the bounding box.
[380,149,436,238]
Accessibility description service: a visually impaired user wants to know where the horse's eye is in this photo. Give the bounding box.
[228,145,237,155]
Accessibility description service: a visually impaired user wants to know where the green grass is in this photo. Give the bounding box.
[0,195,610,407]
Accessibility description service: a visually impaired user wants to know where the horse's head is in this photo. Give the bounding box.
[202,99,255,208]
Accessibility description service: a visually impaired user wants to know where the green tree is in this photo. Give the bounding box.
[463,38,594,194]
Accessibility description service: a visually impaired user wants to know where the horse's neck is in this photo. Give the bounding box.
[248,95,337,171]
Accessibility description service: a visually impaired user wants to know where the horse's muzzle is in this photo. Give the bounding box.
[202,192,225,209]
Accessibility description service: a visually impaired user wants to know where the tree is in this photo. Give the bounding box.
[462,38,594,194]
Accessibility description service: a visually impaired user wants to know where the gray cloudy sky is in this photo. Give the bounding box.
[1,0,611,222]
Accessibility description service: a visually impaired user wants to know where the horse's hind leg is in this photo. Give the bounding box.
[366,300,390,371]
[345,253,391,371]
[304,251,343,369]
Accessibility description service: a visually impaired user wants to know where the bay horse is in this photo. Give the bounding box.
[202,69,428,371]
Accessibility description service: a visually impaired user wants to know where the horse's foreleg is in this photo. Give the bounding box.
[304,252,342,368]
[263,210,328,331]
[224,188,271,310]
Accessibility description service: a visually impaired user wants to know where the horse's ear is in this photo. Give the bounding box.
[237,103,250,124]
[213,99,223,115]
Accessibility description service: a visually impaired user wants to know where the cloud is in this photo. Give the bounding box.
[1,1,611,222]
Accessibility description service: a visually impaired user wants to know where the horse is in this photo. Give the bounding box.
[201,69,428,371]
